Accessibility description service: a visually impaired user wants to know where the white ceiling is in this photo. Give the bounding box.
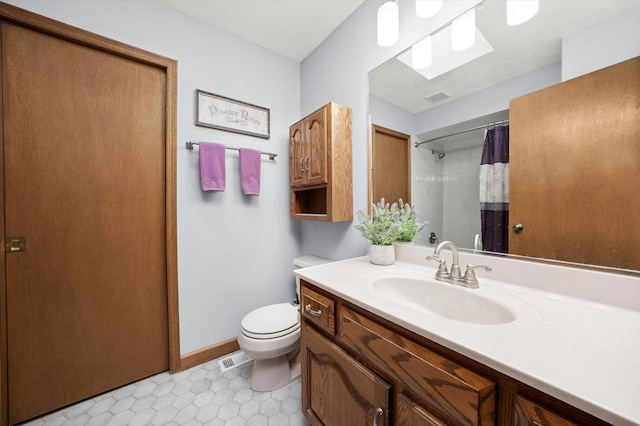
[156,0,364,62]
[155,0,639,117]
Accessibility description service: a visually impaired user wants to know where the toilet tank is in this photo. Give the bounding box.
[293,255,331,301]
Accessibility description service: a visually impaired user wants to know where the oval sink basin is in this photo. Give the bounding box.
[371,276,516,325]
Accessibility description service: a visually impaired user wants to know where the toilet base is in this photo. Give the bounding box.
[249,353,299,392]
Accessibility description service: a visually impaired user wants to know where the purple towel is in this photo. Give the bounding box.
[239,148,261,196]
[199,142,225,191]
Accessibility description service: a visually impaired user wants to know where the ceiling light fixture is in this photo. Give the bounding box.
[451,8,476,51]
[412,35,432,69]
[506,0,538,26]
[377,0,399,47]
[416,0,443,19]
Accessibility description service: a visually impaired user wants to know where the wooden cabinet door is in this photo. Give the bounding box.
[301,322,390,426]
[305,107,328,186]
[397,393,447,426]
[290,121,306,187]
[509,57,640,270]
[339,306,495,425]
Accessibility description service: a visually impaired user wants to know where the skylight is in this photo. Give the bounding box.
[397,26,494,80]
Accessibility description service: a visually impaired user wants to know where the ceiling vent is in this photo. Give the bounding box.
[424,91,452,103]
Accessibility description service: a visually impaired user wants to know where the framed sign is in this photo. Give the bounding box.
[196,90,270,139]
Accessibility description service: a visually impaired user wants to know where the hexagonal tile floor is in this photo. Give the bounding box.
[24,358,310,425]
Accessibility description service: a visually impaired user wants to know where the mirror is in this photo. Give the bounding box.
[368,0,640,271]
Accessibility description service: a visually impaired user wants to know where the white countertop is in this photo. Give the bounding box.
[295,251,640,425]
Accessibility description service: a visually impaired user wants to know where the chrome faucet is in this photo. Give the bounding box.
[426,241,491,289]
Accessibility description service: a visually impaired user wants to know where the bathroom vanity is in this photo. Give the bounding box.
[296,244,640,425]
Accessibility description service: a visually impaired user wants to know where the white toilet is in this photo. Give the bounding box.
[237,255,329,392]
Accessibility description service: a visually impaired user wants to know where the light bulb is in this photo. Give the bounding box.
[377,1,399,47]
[507,0,538,26]
[416,0,442,19]
[412,35,432,69]
[451,8,475,51]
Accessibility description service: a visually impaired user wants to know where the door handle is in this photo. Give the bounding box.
[305,304,322,317]
[373,407,383,426]
[513,223,524,233]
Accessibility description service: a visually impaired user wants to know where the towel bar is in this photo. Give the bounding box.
[186,141,277,160]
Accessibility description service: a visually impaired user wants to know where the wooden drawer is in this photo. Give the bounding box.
[301,285,335,335]
[514,395,578,426]
[339,306,495,425]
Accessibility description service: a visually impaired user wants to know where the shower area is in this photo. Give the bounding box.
[412,112,509,252]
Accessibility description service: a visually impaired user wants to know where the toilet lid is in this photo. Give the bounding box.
[241,303,300,339]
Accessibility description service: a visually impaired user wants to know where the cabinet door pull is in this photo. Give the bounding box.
[300,158,306,173]
[373,407,383,426]
[304,156,310,171]
[305,304,322,317]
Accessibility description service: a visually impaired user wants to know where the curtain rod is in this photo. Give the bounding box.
[185,141,277,160]
[414,119,509,148]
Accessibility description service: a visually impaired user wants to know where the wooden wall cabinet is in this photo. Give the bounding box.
[289,102,352,222]
[300,281,609,426]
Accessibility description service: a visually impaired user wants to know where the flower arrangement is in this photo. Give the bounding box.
[355,198,400,245]
[355,198,426,245]
[395,199,426,242]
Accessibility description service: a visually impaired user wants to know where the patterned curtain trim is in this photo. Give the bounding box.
[479,163,510,203]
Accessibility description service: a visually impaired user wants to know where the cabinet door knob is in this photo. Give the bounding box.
[373,407,383,426]
[305,304,322,317]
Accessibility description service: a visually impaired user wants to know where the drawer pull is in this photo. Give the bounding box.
[373,407,383,426]
[305,304,322,317]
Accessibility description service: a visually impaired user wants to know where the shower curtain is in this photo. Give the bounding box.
[479,125,509,253]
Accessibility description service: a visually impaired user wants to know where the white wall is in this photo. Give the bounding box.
[299,0,480,260]
[368,95,414,135]
[562,6,640,81]
[414,61,561,135]
[6,0,301,355]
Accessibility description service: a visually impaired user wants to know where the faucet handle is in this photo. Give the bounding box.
[426,256,450,280]
[462,264,492,288]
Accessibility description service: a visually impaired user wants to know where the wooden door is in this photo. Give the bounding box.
[301,323,390,426]
[306,107,328,186]
[3,21,169,423]
[372,125,411,205]
[509,57,640,270]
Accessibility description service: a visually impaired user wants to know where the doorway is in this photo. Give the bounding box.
[0,5,179,424]
[370,124,411,206]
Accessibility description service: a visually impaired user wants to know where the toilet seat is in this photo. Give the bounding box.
[241,303,300,339]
